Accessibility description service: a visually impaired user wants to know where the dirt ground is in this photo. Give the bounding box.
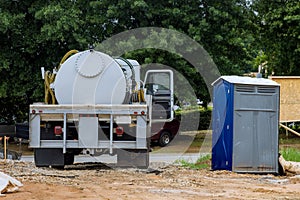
[1,160,300,200]
[1,131,300,199]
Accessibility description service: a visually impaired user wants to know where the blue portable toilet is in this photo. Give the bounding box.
[211,76,280,173]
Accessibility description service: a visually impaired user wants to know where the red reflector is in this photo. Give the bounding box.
[141,111,145,115]
[39,110,43,113]
[116,126,124,136]
[54,126,63,135]
[32,110,36,114]
[133,111,138,115]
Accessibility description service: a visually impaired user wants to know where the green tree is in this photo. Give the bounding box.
[0,0,106,122]
[0,0,257,122]
[252,0,300,75]
[102,0,257,105]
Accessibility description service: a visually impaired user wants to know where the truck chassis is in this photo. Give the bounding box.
[29,104,149,168]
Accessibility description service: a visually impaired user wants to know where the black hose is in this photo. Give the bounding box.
[116,57,137,90]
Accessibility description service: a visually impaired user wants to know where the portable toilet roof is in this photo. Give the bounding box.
[212,76,280,86]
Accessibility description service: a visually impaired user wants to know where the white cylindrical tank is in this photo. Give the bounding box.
[54,50,128,104]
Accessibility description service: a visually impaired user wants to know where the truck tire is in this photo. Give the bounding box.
[158,131,171,147]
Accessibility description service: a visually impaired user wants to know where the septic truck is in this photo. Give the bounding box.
[29,49,174,168]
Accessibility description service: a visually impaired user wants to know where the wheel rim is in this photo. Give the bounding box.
[162,134,170,144]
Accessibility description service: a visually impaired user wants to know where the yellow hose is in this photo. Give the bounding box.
[44,50,79,104]
[140,89,145,102]
[134,88,145,103]
[57,49,79,70]
[131,82,146,103]
[44,71,56,104]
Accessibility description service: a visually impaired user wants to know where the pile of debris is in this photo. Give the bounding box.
[279,155,300,175]
[0,171,23,196]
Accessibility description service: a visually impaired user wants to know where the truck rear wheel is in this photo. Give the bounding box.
[34,148,74,168]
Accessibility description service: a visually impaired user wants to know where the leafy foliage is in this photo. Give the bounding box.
[0,0,106,122]
[252,0,300,75]
[1,0,298,122]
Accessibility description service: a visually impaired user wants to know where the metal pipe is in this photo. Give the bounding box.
[63,113,67,154]
[109,115,113,154]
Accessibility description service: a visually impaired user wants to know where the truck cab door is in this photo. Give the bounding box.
[144,70,174,121]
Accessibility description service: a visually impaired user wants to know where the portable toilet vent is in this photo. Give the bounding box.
[211,76,280,173]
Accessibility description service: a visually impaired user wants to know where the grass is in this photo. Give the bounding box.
[188,132,206,148]
[279,133,300,145]
[176,154,211,169]
[280,147,300,162]
[184,130,212,153]
[174,105,212,115]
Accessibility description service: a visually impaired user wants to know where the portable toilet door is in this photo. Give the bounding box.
[211,77,234,170]
[211,76,280,173]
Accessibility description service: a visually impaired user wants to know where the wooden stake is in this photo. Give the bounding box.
[4,136,6,161]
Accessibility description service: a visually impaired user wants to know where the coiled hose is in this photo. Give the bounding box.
[117,57,145,103]
[44,50,79,104]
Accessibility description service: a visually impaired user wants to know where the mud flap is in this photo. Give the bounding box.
[34,148,74,167]
[117,149,149,169]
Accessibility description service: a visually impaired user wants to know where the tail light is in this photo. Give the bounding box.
[115,126,124,137]
[54,126,63,136]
